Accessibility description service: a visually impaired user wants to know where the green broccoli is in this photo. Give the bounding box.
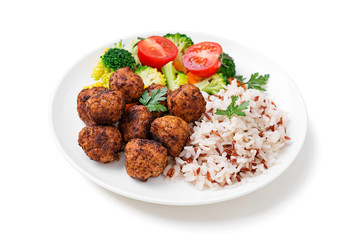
[161,61,188,90]
[164,33,194,55]
[101,48,136,71]
[164,33,194,73]
[194,73,227,94]
[217,52,236,81]
[135,66,167,87]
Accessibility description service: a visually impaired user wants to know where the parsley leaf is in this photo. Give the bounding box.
[234,73,269,91]
[139,87,168,112]
[215,96,249,119]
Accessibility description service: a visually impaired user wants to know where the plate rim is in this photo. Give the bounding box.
[49,31,308,206]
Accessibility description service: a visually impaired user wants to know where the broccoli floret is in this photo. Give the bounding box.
[164,33,194,73]
[101,48,136,71]
[194,73,227,94]
[135,66,167,87]
[89,42,128,89]
[217,52,236,81]
[164,33,194,55]
[161,61,188,90]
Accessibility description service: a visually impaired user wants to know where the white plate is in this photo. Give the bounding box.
[50,32,307,206]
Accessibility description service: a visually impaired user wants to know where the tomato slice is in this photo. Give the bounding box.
[137,36,178,69]
[182,42,222,78]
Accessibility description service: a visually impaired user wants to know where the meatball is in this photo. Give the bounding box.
[167,84,206,123]
[109,67,144,103]
[150,115,191,157]
[124,138,168,182]
[118,105,153,142]
[78,125,122,163]
[77,87,107,125]
[85,89,126,125]
[145,83,171,118]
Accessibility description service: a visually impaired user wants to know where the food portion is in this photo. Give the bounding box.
[137,36,178,69]
[101,47,136,71]
[87,33,233,96]
[161,61,189,91]
[164,33,194,73]
[78,125,122,163]
[163,81,290,189]
[89,41,135,89]
[150,116,191,157]
[217,53,236,79]
[134,66,167,87]
[75,32,290,190]
[109,67,144,103]
[85,89,126,125]
[167,84,206,123]
[125,138,168,182]
[193,73,227,95]
[118,105,153,142]
[77,87,107,125]
[182,42,222,78]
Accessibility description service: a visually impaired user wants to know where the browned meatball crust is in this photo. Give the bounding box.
[167,84,206,123]
[150,115,191,157]
[109,67,144,103]
[145,83,171,118]
[77,87,107,125]
[118,105,153,142]
[85,89,126,125]
[124,138,168,182]
[78,125,122,163]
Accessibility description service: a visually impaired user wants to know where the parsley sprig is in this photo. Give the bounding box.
[139,87,168,112]
[234,73,270,91]
[215,96,249,119]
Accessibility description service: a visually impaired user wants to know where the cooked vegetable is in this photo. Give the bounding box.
[228,77,246,90]
[135,66,166,87]
[234,73,269,91]
[217,52,236,80]
[101,48,136,71]
[137,36,178,69]
[83,81,107,89]
[89,42,128,89]
[164,33,194,55]
[139,87,168,112]
[194,73,226,94]
[164,33,194,73]
[173,60,187,72]
[183,42,222,77]
[127,39,141,65]
[125,102,138,111]
[161,61,189,90]
[90,50,113,88]
[187,72,205,85]
[215,95,249,119]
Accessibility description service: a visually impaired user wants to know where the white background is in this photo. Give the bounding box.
[1,0,359,239]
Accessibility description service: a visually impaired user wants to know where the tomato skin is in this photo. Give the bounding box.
[183,42,222,77]
[185,59,221,77]
[137,36,178,69]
